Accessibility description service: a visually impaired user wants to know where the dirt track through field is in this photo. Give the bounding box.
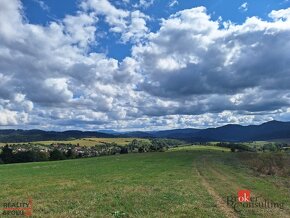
[196,167,238,218]
[207,161,290,218]
[196,156,290,218]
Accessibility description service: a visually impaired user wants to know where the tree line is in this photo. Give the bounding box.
[215,142,289,152]
[0,139,184,164]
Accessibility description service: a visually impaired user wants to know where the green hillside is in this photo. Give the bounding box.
[0,138,149,147]
[0,146,289,217]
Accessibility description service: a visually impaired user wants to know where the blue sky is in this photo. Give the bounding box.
[0,0,290,130]
[24,0,290,25]
[23,0,290,60]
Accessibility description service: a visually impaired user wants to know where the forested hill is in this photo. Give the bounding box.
[124,120,290,142]
[1,120,290,143]
[0,129,114,143]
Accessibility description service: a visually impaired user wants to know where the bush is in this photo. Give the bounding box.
[15,150,50,163]
[37,151,50,161]
[262,143,281,152]
[238,152,290,176]
[66,149,77,159]
[50,149,66,161]
[120,147,128,154]
[15,151,37,163]
[216,142,254,152]
[0,145,14,163]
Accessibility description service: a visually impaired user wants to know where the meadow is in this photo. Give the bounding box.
[0,138,149,147]
[0,146,289,217]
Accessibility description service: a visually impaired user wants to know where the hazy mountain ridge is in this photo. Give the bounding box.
[1,120,290,143]
[0,129,115,143]
[123,120,290,142]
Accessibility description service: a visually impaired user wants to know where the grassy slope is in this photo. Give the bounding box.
[0,138,149,147]
[0,146,289,218]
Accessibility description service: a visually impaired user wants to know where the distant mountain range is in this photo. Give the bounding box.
[1,120,290,143]
[122,120,290,142]
[0,129,114,143]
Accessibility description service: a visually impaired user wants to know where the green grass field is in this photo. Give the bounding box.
[0,138,149,147]
[0,146,289,217]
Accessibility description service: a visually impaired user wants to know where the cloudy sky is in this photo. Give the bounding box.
[0,0,290,131]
